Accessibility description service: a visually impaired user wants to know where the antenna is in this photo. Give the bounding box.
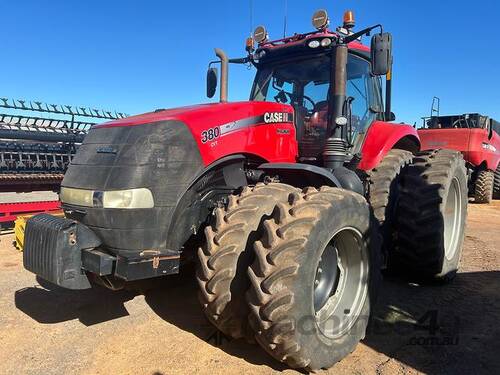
[249,0,254,35]
[283,0,288,37]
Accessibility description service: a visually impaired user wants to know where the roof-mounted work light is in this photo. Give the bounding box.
[253,25,268,44]
[246,36,254,53]
[312,9,329,30]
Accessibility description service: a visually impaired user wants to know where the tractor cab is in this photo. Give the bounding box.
[249,34,384,160]
[208,9,394,171]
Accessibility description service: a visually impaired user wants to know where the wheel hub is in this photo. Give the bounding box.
[313,244,340,312]
[314,228,369,339]
[444,177,462,260]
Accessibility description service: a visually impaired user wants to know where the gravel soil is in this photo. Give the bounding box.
[0,201,499,375]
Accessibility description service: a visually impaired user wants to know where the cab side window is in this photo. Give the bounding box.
[346,55,381,144]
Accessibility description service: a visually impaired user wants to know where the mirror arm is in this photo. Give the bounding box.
[343,24,383,44]
[385,64,393,121]
[228,56,251,64]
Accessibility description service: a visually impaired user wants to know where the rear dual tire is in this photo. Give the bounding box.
[367,149,413,252]
[394,150,468,281]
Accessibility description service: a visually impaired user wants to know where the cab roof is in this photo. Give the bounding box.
[257,29,369,54]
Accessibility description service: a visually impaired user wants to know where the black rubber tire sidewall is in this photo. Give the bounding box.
[282,198,380,369]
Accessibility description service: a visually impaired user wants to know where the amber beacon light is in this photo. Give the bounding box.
[343,10,355,29]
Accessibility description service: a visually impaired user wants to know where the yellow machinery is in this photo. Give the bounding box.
[13,212,64,251]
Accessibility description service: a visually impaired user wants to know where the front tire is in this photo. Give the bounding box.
[394,150,468,281]
[474,169,494,203]
[246,187,380,370]
[197,183,298,340]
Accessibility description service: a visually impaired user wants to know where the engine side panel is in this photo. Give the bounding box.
[97,101,298,166]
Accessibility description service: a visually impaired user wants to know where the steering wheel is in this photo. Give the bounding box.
[452,119,467,128]
[280,91,315,110]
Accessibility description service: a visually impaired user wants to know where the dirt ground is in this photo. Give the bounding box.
[0,202,499,375]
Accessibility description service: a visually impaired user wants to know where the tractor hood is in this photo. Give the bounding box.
[95,101,295,165]
[60,101,297,253]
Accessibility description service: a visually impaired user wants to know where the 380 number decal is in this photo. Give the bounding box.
[201,127,220,143]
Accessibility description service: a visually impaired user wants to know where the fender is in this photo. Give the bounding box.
[187,154,248,191]
[359,121,420,170]
[258,163,342,189]
[166,154,250,251]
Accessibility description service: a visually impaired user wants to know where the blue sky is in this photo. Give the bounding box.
[1,0,498,125]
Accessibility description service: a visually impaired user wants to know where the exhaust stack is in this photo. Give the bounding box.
[215,48,228,102]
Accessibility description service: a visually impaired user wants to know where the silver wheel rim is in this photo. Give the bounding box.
[444,177,462,260]
[314,227,369,339]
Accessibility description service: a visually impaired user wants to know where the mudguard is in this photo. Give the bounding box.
[258,163,342,188]
[359,121,420,171]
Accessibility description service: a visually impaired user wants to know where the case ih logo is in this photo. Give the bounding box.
[203,113,294,143]
[264,112,292,124]
[482,142,497,152]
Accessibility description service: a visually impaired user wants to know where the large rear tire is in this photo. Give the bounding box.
[492,165,500,199]
[246,187,380,370]
[474,169,494,203]
[394,150,468,281]
[197,182,298,340]
[367,149,412,253]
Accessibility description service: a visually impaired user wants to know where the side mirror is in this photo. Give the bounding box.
[387,111,396,122]
[371,32,392,76]
[206,67,218,98]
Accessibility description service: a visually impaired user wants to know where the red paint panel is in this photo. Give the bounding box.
[0,201,61,223]
[359,121,420,171]
[98,101,299,166]
[419,128,500,170]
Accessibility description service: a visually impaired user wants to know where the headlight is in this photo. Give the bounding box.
[308,40,320,48]
[321,38,332,47]
[59,187,93,207]
[60,187,154,209]
[102,188,154,209]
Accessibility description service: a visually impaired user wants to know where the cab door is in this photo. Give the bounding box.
[346,54,382,154]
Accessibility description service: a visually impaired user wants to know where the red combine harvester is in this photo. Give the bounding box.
[23,9,469,369]
[0,98,127,227]
[419,101,500,203]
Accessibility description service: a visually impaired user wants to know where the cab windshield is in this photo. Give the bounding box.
[250,53,381,157]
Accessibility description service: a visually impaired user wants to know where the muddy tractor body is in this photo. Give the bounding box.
[419,113,500,202]
[23,9,469,370]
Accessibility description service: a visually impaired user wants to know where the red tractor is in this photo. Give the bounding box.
[419,109,500,203]
[23,9,468,370]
